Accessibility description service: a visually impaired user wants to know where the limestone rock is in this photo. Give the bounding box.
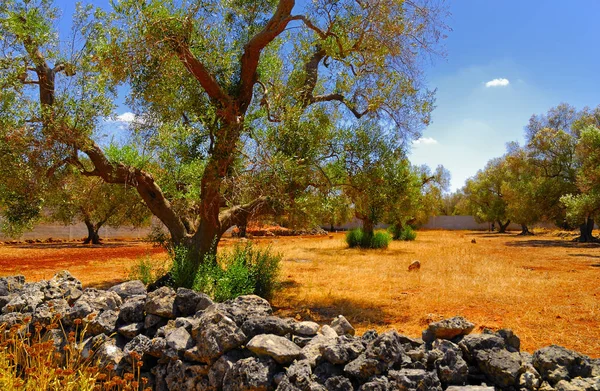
[292,321,320,337]
[223,356,277,391]
[174,288,213,316]
[332,315,355,336]
[533,345,594,385]
[422,316,475,343]
[192,307,247,363]
[108,280,147,300]
[247,334,302,364]
[242,316,293,339]
[144,286,176,319]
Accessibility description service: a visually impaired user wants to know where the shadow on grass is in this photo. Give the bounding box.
[505,239,600,249]
[568,253,600,259]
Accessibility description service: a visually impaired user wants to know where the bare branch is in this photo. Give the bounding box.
[238,0,295,111]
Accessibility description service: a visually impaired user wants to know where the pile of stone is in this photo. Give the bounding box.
[1,271,599,391]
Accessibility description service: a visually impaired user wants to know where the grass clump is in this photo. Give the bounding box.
[192,242,281,302]
[128,255,166,285]
[390,225,417,241]
[346,228,391,249]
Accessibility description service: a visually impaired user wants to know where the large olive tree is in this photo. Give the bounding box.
[1,0,447,278]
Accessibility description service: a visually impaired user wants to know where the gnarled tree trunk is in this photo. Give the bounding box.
[497,220,511,233]
[83,219,102,244]
[577,217,596,242]
[517,224,534,236]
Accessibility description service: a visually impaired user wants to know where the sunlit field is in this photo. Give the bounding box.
[1,230,599,357]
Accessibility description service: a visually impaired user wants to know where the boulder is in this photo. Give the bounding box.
[87,309,119,336]
[173,288,213,317]
[223,356,277,391]
[118,295,146,324]
[533,345,594,385]
[108,280,147,300]
[0,275,25,296]
[208,350,246,390]
[554,377,600,391]
[320,335,365,365]
[474,348,524,388]
[191,307,247,363]
[144,286,176,319]
[332,315,355,336]
[242,316,293,339]
[422,316,475,343]
[388,368,442,391]
[118,322,145,339]
[218,295,273,326]
[431,339,468,386]
[247,334,302,364]
[292,321,320,337]
[457,333,506,363]
[165,327,194,353]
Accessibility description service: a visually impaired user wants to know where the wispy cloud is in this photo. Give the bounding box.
[116,112,136,123]
[413,137,438,145]
[485,78,510,88]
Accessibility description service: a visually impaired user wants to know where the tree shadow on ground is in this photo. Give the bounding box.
[273,297,389,327]
[569,253,600,259]
[466,232,519,238]
[294,247,416,259]
[505,240,600,249]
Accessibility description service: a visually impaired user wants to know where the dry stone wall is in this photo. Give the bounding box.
[1,271,599,391]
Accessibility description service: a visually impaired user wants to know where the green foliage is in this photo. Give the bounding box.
[191,243,281,301]
[390,225,417,241]
[169,245,197,289]
[346,229,391,249]
[128,256,166,285]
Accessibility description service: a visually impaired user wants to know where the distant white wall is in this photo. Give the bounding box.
[327,216,530,231]
[0,220,153,241]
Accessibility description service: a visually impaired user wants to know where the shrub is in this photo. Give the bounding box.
[192,243,281,302]
[128,255,166,285]
[370,231,392,248]
[169,245,197,289]
[346,228,365,248]
[399,226,417,241]
[346,228,391,249]
[389,225,417,241]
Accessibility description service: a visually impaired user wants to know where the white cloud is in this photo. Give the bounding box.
[485,78,510,88]
[116,112,136,123]
[413,137,438,145]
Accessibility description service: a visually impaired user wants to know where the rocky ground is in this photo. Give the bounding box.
[1,271,599,391]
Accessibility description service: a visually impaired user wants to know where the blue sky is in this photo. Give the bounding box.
[53,0,600,191]
[410,0,600,190]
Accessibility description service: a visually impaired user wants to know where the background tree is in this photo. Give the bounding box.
[461,158,512,233]
[46,167,151,244]
[561,125,600,242]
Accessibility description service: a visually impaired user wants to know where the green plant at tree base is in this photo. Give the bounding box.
[167,242,281,302]
[346,229,391,249]
[389,225,417,241]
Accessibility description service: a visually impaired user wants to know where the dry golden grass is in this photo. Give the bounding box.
[262,230,600,358]
[1,230,599,357]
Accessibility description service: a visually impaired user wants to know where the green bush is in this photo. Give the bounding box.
[370,231,392,248]
[346,228,391,249]
[192,243,281,302]
[346,228,365,248]
[389,225,418,241]
[399,226,417,241]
